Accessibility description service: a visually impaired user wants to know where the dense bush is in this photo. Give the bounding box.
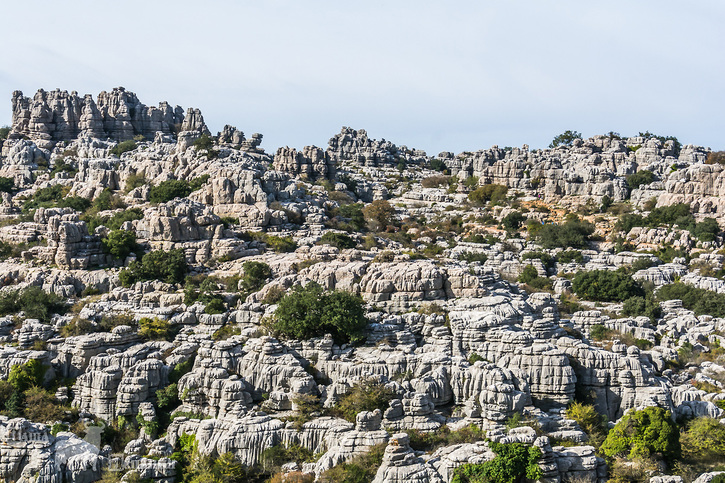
[318,232,356,249]
[101,229,137,259]
[406,424,485,453]
[549,130,582,148]
[338,203,366,232]
[0,126,9,148]
[502,211,526,231]
[533,216,594,249]
[430,158,448,173]
[119,249,188,286]
[468,184,508,206]
[626,170,655,190]
[622,295,662,322]
[328,379,397,423]
[362,200,397,231]
[615,203,720,241]
[138,317,175,341]
[248,232,297,253]
[149,179,193,203]
[110,140,138,157]
[272,282,368,344]
[85,207,144,234]
[601,407,679,460]
[421,175,452,189]
[22,185,68,212]
[124,173,147,192]
[656,282,725,318]
[0,286,66,322]
[241,261,272,293]
[451,442,543,483]
[517,265,552,291]
[0,177,14,193]
[572,270,644,302]
[557,249,584,264]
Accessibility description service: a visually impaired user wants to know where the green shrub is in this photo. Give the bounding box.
[626,170,655,190]
[248,232,297,253]
[149,180,192,203]
[450,442,543,483]
[124,173,147,192]
[590,324,613,340]
[102,229,137,260]
[680,417,725,463]
[84,207,144,234]
[533,216,594,249]
[9,359,47,392]
[622,295,662,322]
[328,379,396,423]
[204,298,226,315]
[192,134,218,159]
[502,211,526,231]
[0,177,14,193]
[469,184,508,206]
[657,282,725,318]
[110,140,138,157]
[260,443,314,474]
[521,251,554,270]
[22,185,68,212]
[138,317,175,341]
[0,286,66,322]
[362,200,397,231]
[572,270,644,302]
[549,130,582,148]
[241,261,272,293]
[319,232,356,249]
[319,443,385,483]
[459,252,488,263]
[557,249,584,264]
[189,174,210,191]
[601,406,679,460]
[430,158,448,172]
[272,282,368,344]
[119,249,188,286]
[0,126,9,148]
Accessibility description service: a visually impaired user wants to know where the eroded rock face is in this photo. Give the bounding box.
[274,146,335,180]
[9,88,192,148]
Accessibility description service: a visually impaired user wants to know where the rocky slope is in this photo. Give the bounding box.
[0,88,722,483]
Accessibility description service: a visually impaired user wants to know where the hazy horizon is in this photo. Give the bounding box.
[2,1,723,154]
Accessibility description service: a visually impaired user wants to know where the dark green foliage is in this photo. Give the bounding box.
[615,213,646,234]
[451,442,543,483]
[8,359,47,392]
[119,249,188,286]
[0,126,9,148]
[469,184,508,206]
[337,173,358,193]
[319,232,356,249]
[631,257,654,272]
[204,298,226,315]
[192,134,218,159]
[101,229,137,259]
[626,170,655,190]
[338,203,366,232]
[502,211,526,231]
[518,265,553,291]
[329,379,396,423]
[601,407,680,460]
[521,251,554,270]
[169,356,195,384]
[430,158,448,173]
[572,270,644,302]
[189,174,210,191]
[149,180,193,203]
[533,217,594,249]
[156,383,180,411]
[241,261,272,293]
[557,249,584,264]
[549,130,582,148]
[680,417,725,464]
[85,207,143,234]
[0,177,14,193]
[273,282,368,344]
[657,282,725,318]
[639,131,682,156]
[51,159,77,178]
[110,140,138,157]
[590,324,613,340]
[58,196,91,212]
[0,286,66,322]
[692,217,721,241]
[459,252,488,263]
[622,295,662,322]
[22,185,67,212]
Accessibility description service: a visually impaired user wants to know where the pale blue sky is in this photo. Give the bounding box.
[1,1,723,154]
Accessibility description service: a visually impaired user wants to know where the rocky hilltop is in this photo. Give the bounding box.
[0,88,722,483]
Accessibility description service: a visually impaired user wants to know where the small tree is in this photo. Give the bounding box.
[549,130,582,148]
[601,407,680,460]
[241,261,272,293]
[572,270,644,302]
[102,229,137,259]
[0,177,14,193]
[149,180,193,203]
[362,200,396,231]
[110,140,138,157]
[502,211,525,231]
